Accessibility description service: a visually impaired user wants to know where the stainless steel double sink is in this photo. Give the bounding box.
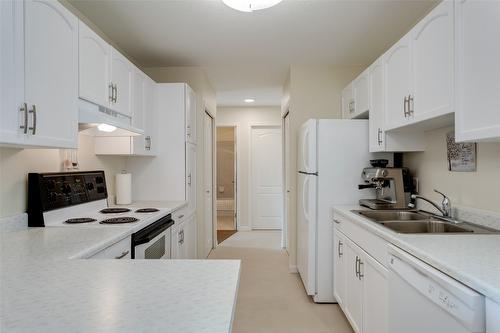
[351,210,499,234]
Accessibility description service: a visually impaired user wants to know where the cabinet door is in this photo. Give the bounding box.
[333,228,346,307]
[185,85,197,144]
[133,75,157,155]
[170,222,184,259]
[369,59,385,152]
[186,142,197,214]
[384,33,412,130]
[353,70,369,117]
[411,0,454,122]
[184,214,197,259]
[341,83,354,119]
[110,48,132,116]
[455,0,500,142]
[362,252,388,333]
[24,0,78,148]
[78,20,111,108]
[0,0,25,145]
[344,239,363,333]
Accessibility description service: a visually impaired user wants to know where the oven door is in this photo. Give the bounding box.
[134,228,171,259]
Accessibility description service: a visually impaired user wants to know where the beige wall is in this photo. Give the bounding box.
[284,65,363,269]
[216,106,282,229]
[143,66,216,258]
[216,128,235,200]
[404,127,500,213]
[0,134,126,217]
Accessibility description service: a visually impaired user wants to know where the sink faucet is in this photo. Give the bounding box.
[408,189,452,217]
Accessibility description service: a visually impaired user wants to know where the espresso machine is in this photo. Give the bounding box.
[358,164,413,210]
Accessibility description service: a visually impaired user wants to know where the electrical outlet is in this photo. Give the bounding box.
[413,177,419,193]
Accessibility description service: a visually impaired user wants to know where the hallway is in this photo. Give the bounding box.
[208,231,353,333]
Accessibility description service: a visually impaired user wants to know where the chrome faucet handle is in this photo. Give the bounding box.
[433,189,451,217]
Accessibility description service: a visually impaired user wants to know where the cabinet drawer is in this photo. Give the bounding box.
[172,206,188,223]
[89,236,131,259]
[333,212,388,268]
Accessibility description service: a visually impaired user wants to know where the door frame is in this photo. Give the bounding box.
[248,124,283,230]
[215,124,239,233]
[281,111,290,249]
[204,110,216,254]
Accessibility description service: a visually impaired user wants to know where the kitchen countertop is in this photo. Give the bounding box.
[0,209,240,332]
[333,205,500,303]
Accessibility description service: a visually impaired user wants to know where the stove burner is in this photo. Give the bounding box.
[65,218,97,224]
[135,208,159,213]
[100,217,138,224]
[100,208,131,214]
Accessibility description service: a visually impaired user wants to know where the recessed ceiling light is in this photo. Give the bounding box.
[97,123,117,133]
[244,98,255,103]
[222,0,283,12]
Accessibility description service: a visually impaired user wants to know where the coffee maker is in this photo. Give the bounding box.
[358,165,413,210]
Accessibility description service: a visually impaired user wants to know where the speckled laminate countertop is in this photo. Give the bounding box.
[333,205,500,304]
[0,207,240,333]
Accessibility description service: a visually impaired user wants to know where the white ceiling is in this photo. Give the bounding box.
[69,0,436,106]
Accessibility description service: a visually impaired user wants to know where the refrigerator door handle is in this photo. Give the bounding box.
[302,176,310,223]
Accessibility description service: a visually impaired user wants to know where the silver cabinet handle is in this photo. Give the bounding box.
[333,219,341,224]
[145,136,151,150]
[338,240,343,258]
[19,103,28,134]
[355,256,359,277]
[187,125,191,137]
[115,250,129,259]
[178,214,184,219]
[28,105,37,135]
[188,173,192,186]
[377,128,383,145]
[408,95,414,116]
[358,258,364,280]
[109,83,114,103]
[403,96,408,117]
[114,84,118,103]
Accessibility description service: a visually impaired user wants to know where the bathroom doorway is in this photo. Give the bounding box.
[216,126,237,243]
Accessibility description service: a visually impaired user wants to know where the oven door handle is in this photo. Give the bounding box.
[132,220,174,246]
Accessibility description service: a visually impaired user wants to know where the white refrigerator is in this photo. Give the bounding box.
[297,119,390,303]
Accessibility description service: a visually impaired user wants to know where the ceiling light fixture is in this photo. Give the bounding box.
[244,98,256,103]
[97,123,117,133]
[222,0,283,12]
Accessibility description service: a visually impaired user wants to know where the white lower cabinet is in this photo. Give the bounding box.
[88,236,131,259]
[334,227,388,333]
[171,212,196,259]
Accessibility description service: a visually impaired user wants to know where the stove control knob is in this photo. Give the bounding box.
[86,183,95,191]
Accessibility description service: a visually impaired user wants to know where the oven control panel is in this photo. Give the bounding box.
[28,171,108,212]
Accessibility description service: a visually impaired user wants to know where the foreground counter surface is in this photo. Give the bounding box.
[0,204,240,333]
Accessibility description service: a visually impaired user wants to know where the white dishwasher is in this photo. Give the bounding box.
[387,245,485,333]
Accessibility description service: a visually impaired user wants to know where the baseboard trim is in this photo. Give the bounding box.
[289,265,298,273]
[238,226,251,231]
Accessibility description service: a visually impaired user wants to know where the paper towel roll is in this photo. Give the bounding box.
[116,173,132,205]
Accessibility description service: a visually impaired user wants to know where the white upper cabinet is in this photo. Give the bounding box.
[384,33,412,130]
[185,85,197,144]
[2,0,78,149]
[0,0,25,146]
[78,21,111,108]
[455,0,500,142]
[411,0,454,123]
[110,48,133,116]
[342,83,354,119]
[352,69,370,118]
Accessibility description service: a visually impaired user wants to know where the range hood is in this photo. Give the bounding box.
[78,99,143,137]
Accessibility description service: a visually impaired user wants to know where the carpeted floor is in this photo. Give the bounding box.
[208,231,353,333]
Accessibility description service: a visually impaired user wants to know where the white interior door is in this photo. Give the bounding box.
[251,126,283,230]
[204,112,214,256]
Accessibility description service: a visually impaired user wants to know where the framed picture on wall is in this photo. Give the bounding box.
[446,131,477,172]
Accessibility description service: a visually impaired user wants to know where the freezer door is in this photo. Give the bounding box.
[298,119,317,173]
[296,172,317,296]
